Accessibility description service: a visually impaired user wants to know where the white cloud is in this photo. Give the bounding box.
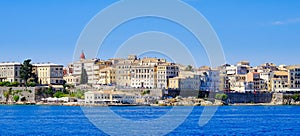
[271,18,300,25]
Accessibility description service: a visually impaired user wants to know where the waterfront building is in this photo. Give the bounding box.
[217,64,231,92]
[130,57,166,89]
[115,55,138,88]
[34,63,64,85]
[0,62,22,83]
[229,74,247,92]
[98,66,116,85]
[69,52,101,85]
[63,74,79,85]
[287,66,300,89]
[260,71,274,91]
[196,68,221,92]
[84,90,136,104]
[270,71,289,92]
[156,63,179,89]
[168,75,201,91]
[205,69,221,91]
[246,72,266,91]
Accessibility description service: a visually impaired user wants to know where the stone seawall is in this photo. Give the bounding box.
[226,93,273,103]
[0,87,36,102]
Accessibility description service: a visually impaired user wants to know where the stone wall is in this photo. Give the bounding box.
[226,92,273,103]
[0,87,36,103]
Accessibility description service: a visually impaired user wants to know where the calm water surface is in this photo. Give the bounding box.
[0,105,300,135]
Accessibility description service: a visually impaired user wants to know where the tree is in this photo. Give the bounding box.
[292,94,299,101]
[20,59,34,88]
[80,67,88,84]
[46,87,54,96]
[4,88,13,103]
[13,95,20,102]
[53,91,65,98]
[75,89,85,99]
[185,65,193,71]
[215,94,228,101]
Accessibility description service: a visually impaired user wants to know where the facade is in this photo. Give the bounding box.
[115,59,136,88]
[270,71,289,92]
[246,72,266,91]
[168,75,201,91]
[84,91,136,104]
[0,62,22,83]
[260,71,274,91]
[131,65,157,89]
[35,63,64,85]
[156,63,179,89]
[229,74,247,92]
[63,74,79,85]
[70,52,101,85]
[130,57,165,89]
[287,66,300,89]
[98,67,116,85]
[205,70,221,91]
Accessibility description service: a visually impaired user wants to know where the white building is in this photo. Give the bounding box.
[71,52,101,85]
[287,66,300,89]
[115,55,138,88]
[156,63,179,89]
[130,57,167,89]
[205,69,221,91]
[84,90,136,104]
[0,62,22,83]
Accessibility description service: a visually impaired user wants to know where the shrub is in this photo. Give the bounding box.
[10,82,20,87]
[215,94,228,101]
[53,91,67,98]
[0,81,11,87]
[27,82,36,87]
[292,94,299,101]
[13,95,20,102]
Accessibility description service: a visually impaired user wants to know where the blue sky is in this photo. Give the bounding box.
[0,0,299,67]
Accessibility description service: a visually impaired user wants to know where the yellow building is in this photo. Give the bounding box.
[35,63,64,85]
[98,67,116,85]
[169,77,180,89]
[168,75,201,91]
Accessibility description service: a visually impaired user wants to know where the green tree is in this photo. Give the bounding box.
[215,94,228,101]
[13,95,20,102]
[53,91,65,98]
[185,65,193,71]
[75,89,85,99]
[292,94,299,101]
[27,82,36,87]
[46,87,54,96]
[4,88,13,103]
[20,59,34,88]
[80,67,88,84]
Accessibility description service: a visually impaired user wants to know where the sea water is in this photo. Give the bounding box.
[0,105,300,135]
